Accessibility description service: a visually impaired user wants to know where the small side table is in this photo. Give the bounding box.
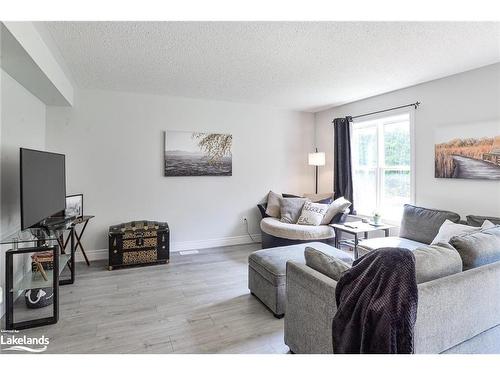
[330,221,396,260]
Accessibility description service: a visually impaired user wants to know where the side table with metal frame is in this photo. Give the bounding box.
[330,221,396,260]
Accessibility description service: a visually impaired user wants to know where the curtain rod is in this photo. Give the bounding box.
[332,101,420,122]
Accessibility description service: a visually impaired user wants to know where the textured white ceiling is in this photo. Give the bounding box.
[42,22,500,112]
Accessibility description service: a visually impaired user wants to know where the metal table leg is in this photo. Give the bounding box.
[354,233,359,260]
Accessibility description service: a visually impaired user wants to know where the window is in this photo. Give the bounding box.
[351,112,414,222]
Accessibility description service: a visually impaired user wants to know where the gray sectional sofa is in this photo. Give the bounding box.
[285,257,500,354]
[283,205,500,354]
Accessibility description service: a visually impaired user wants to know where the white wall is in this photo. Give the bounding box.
[46,89,315,253]
[315,63,500,219]
[0,68,47,318]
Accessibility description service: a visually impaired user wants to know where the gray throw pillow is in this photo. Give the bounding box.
[304,247,351,281]
[399,204,461,244]
[304,193,334,204]
[320,196,351,225]
[265,191,282,218]
[297,201,329,226]
[450,226,500,270]
[412,243,463,284]
[466,215,500,227]
[280,198,308,224]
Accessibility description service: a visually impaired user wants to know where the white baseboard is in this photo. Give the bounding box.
[75,234,262,262]
[171,234,262,252]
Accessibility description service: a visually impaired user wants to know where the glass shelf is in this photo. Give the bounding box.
[11,254,71,293]
[0,220,76,246]
[0,229,57,246]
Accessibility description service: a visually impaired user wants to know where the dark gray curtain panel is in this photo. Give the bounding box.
[333,117,354,213]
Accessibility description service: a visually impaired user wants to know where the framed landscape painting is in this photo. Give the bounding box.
[164,130,232,176]
[435,125,500,180]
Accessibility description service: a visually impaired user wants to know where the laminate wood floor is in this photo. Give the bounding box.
[4,243,290,354]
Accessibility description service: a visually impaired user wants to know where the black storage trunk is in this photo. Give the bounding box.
[108,220,169,270]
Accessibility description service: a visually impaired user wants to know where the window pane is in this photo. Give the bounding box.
[353,168,377,215]
[381,169,411,220]
[383,121,410,167]
[352,126,377,168]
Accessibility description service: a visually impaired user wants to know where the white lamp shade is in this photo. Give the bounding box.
[308,152,325,166]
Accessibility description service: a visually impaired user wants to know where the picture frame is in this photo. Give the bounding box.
[164,130,232,176]
[65,194,83,218]
[434,123,500,180]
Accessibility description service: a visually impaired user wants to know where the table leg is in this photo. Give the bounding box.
[74,220,90,266]
[58,234,66,254]
[6,251,13,330]
[70,227,75,283]
[63,233,71,252]
[384,228,390,237]
[354,233,359,260]
[334,228,340,248]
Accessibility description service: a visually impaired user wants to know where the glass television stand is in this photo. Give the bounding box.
[1,222,75,330]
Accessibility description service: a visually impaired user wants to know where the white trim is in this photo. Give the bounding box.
[75,234,262,262]
[409,107,417,205]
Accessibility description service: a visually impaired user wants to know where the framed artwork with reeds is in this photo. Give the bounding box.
[435,134,500,180]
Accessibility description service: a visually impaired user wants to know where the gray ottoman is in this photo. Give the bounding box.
[248,242,352,318]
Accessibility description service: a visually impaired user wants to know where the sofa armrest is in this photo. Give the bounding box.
[415,260,500,353]
[284,261,337,353]
[329,208,351,225]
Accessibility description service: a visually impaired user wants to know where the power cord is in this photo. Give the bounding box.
[244,218,259,243]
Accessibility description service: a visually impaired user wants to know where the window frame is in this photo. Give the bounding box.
[350,108,416,223]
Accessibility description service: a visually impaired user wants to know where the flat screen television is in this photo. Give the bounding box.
[20,148,66,230]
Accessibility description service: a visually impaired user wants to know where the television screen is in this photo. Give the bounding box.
[20,148,66,229]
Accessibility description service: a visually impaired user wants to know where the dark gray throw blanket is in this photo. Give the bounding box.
[332,247,418,354]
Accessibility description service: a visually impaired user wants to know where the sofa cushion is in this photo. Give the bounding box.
[431,219,494,245]
[321,196,352,225]
[297,201,329,226]
[466,215,500,227]
[413,244,463,284]
[260,217,335,240]
[399,204,461,244]
[304,247,351,280]
[265,191,282,218]
[450,226,500,270]
[307,241,460,284]
[358,236,425,253]
[248,242,352,286]
[280,198,308,224]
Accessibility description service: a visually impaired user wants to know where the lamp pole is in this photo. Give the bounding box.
[315,148,319,194]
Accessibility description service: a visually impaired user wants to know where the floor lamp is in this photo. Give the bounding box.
[308,148,325,194]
